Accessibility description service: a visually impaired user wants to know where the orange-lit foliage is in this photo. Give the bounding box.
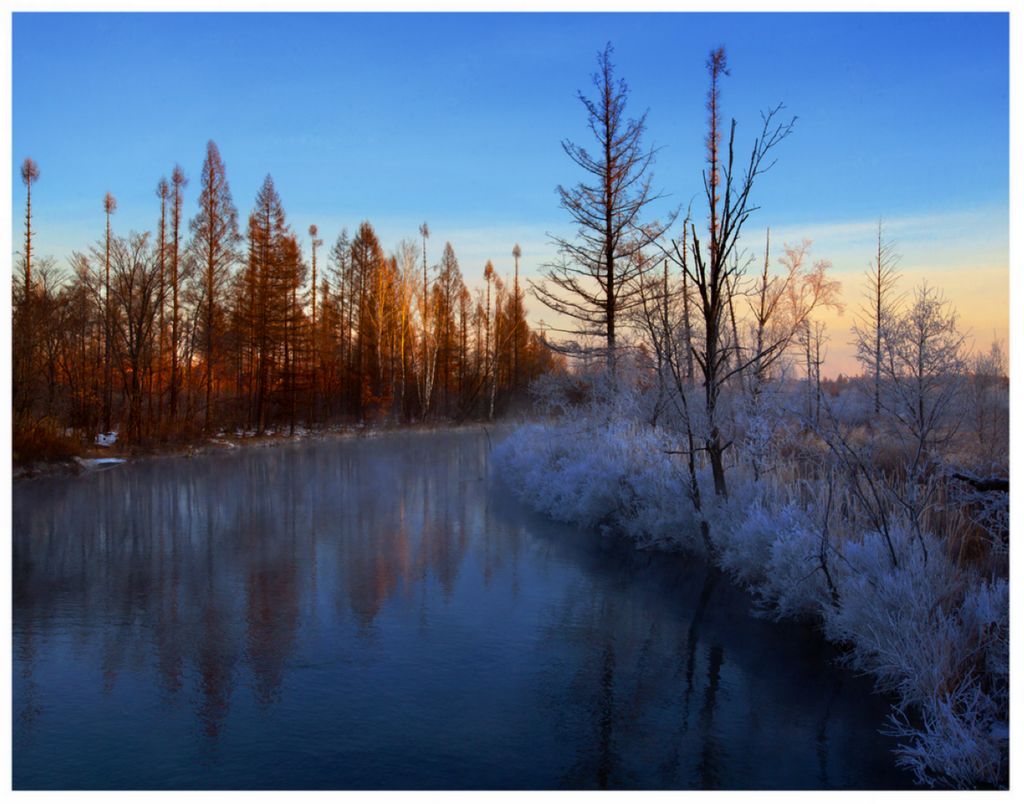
[12,149,559,455]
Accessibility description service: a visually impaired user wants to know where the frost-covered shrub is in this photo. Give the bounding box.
[495,418,704,551]
[713,501,777,584]
[886,672,1007,788]
[761,518,833,620]
[824,527,962,703]
[815,526,1009,787]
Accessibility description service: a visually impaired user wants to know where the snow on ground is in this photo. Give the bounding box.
[74,457,127,471]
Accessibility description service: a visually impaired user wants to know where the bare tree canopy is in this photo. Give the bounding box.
[533,42,671,375]
[853,219,902,414]
[678,47,796,497]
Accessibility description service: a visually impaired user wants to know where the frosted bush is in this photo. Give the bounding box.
[761,519,833,620]
[715,500,802,587]
[495,417,704,551]
[824,529,967,701]
[886,674,1006,788]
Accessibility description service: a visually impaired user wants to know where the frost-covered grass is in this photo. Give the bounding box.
[495,416,1008,789]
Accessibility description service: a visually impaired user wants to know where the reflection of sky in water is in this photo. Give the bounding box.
[13,429,914,789]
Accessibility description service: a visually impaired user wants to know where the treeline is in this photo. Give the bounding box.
[12,143,560,457]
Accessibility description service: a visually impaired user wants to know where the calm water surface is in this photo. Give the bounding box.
[13,428,914,789]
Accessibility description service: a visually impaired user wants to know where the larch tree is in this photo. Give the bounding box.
[102,191,117,433]
[488,273,505,419]
[434,242,464,413]
[20,158,40,305]
[246,176,294,433]
[169,164,188,422]
[394,239,420,418]
[418,221,435,418]
[14,158,41,417]
[350,221,387,418]
[155,177,169,426]
[308,223,323,419]
[484,259,495,416]
[511,242,523,391]
[853,220,901,415]
[190,141,240,432]
[329,228,352,414]
[533,42,669,377]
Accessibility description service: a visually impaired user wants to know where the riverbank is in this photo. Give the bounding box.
[495,419,1009,789]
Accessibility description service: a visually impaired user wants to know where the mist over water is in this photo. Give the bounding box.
[13,428,913,789]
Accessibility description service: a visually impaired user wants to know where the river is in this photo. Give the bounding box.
[12,427,913,789]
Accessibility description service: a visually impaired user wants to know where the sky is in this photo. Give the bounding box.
[11,11,1009,377]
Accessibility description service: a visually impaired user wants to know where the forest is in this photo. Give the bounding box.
[12,146,560,462]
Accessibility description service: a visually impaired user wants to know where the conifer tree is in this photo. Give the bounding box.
[534,43,669,377]
[102,191,117,432]
[190,141,240,431]
[169,164,188,422]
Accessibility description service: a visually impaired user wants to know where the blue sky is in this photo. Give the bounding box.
[11,12,1009,371]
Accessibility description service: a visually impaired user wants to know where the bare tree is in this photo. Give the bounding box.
[967,340,1008,466]
[108,232,160,442]
[797,318,829,425]
[677,46,795,497]
[155,177,170,427]
[168,165,188,422]
[512,242,522,389]
[14,158,41,417]
[533,42,669,377]
[418,222,436,417]
[394,239,420,417]
[102,192,117,433]
[853,219,901,414]
[308,223,323,421]
[20,158,40,304]
[759,239,843,414]
[881,282,965,468]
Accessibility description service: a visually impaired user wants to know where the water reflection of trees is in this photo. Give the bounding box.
[12,433,487,740]
[519,521,910,790]
[14,433,910,789]
[538,576,725,789]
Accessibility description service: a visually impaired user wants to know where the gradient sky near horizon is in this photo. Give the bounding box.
[12,11,1009,376]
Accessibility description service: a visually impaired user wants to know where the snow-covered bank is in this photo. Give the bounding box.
[496,419,1008,788]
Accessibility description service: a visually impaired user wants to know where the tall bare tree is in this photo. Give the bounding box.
[155,177,169,427]
[20,158,40,305]
[418,221,435,417]
[533,42,669,377]
[15,158,41,417]
[102,191,117,433]
[309,223,323,419]
[169,164,187,422]
[680,46,795,497]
